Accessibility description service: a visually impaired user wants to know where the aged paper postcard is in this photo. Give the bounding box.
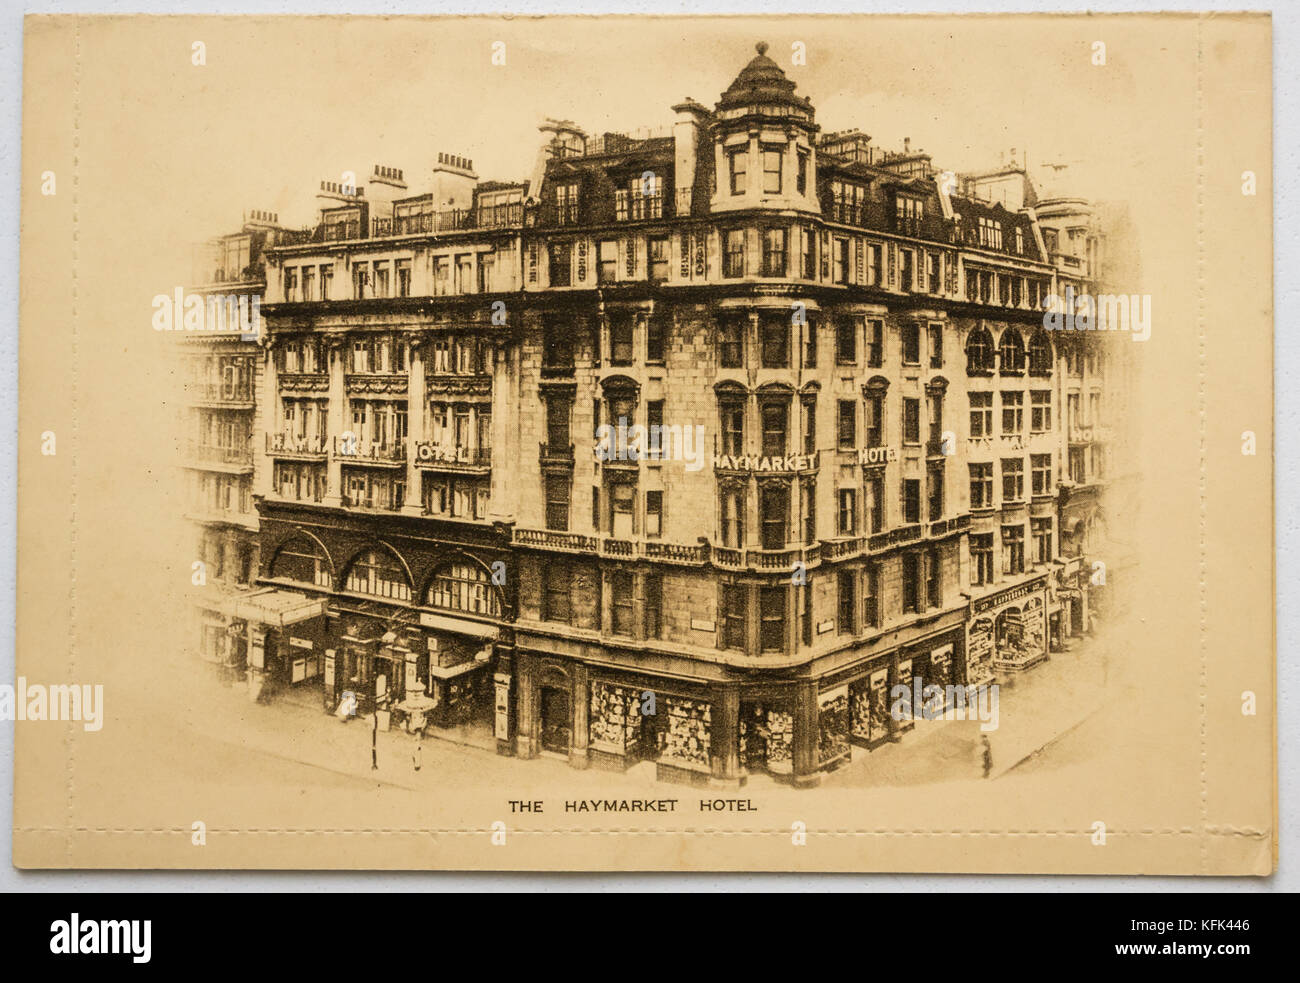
[14,13,1274,873]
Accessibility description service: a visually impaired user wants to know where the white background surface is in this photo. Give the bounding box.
[0,0,1291,892]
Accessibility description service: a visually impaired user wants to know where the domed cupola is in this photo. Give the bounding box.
[710,42,819,215]
[717,41,805,115]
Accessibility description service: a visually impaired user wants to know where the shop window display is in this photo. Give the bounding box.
[589,681,641,755]
[850,669,891,745]
[660,696,711,769]
[740,704,793,774]
[817,686,850,766]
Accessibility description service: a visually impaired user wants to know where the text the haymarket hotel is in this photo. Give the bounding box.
[180,44,1134,788]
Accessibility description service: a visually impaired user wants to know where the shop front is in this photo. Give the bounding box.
[224,588,328,703]
[967,576,1049,679]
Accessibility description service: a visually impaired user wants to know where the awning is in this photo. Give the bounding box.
[228,588,327,628]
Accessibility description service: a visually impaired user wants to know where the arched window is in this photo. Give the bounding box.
[344,547,411,601]
[427,561,500,617]
[270,537,331,588]
[1028,329,1053,376]
[999,328,1026,375]
[965,327,995,375]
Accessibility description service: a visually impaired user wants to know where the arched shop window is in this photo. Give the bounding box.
[427,561,501,617]
[270,537,332,588]
[344,546,411,601]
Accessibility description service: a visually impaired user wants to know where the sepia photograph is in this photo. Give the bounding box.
[6,6,1280,899]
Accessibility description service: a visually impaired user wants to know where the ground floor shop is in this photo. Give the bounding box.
[511,623,969,788]
[967,576,1050,684]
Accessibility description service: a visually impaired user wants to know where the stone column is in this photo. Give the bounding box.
[791,679,821,788]
[255,340,278,498]
[402,333,426,515]
[323,337,347,506]
[488,337,518,524]
[514,650,539,759]
[569,662,590,769]
[709,684,741,785]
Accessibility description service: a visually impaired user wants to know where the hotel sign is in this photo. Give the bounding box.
[712,453,816,473]
[858,447,899,466]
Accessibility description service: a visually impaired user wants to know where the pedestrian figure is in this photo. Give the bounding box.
[980,734,993,779]
[412,743,423,773]
[371,712,379,771]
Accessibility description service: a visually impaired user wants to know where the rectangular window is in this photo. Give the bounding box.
[801,228,816,279]
[867,475,885,533]
[721,401,745,457]
[646,315,665,363]
[901,322,920,365]
[555,182,580,225]
[863,563,880,628]
[1030,390,1052,432]
[646,400,664,460]
[720,487,744,548]
[970,392,993,438]
[544,563,571,624]
[610,314,634,366]
[373,262,390,298]
[1002,524,1025,575]
[395,260,411,297]
[835,316,857,365]
[838,570,856,634]
[761,316,788,368]
[928,321,943,367]
[866,243,882,286]
[1032,518,1053,565]
[549,242,572,287]
[761,402,788,457]
[971,533,994,586]
[837,400,856,449]
[864,393,883,448]
[1001,458,1025,502]
[759,484,788,550]
[542,316,574,372]
[927,254,941,295]
[903,479,921,525]
[903,398,921,444]
[928,467,944,522]
[867,318,884,368]
[724,229,745,278]
[802,400,816,455]
[796,149,809,195]
[762,227,787,276]
[900,250,914,292]
[544,473,570,531]
[802,477,817,544]
[610,571,635,636]
[970,462,993,509]
[833,238,850,284]
[649,236,670,283]
[646,490,663,538]
[645,573,663,640]
[1031,453,1052,496]
[760,586,785,652]
[728,148,748,195]
[803,316,817,367]
[902,552,921,613]
[718,317,744,368]
[762,146,783,194]
[926,547,942,608]
[597,240,618,285]
[1002,391,1024,434]
[722,584,747,650]
[838,487,857,536]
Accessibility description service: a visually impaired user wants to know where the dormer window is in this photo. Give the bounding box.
[615,173,663,221]
[896,196,924,235]
[555,182,579,225]
[762,145,783,194]
[728,147,748,195]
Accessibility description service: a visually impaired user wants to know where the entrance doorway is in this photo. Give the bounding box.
[539,685,571,754]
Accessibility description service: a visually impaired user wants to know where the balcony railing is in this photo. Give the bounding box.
[186,441,253,467]
[267,432,328,458]
[642,540,709,565]
[512,528,599,554]
[334,435,407,464]
[539,442,575,466]
[187,382,253,404]
[340,494,403,512]
[412,442,492,471]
